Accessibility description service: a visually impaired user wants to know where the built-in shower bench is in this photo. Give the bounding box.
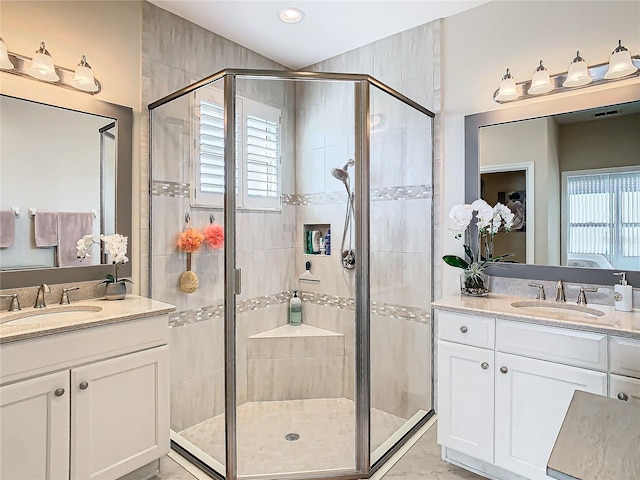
[247,324,345,401]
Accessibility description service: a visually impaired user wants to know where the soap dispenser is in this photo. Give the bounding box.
[289,291,302,326]
[613,272,633,312]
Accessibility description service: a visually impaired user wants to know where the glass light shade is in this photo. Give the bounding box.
[26,44,59,82]
[495,69,519,102]
[72,65,98,92]
[528,61,553,95]
[0,38,14,70]
[563,52,592,87]
[604,49,637,79]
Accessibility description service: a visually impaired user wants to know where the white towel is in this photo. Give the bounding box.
[57,212,94,267]
[35,211,59,247]
[0,211,15,248]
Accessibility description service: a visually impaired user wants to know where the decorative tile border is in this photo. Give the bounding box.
[152,180,190,198]
[281,185,432,206]
[153,182,431,203]
[169,290,430,327]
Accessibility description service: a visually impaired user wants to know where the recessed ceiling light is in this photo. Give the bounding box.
[278,7,304,24]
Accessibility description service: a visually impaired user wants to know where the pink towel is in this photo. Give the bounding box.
[0,211,15,248]
[57,212,94,267]
[35,212,59,247]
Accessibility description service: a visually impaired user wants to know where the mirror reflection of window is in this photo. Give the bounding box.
[564,168,640,271]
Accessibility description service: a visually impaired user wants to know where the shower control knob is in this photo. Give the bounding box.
[617,392,629,401]
[460,326,468,333]
[500,366,508,374]
[481,362,489,370]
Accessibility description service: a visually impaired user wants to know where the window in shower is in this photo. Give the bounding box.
[193,88,281,210]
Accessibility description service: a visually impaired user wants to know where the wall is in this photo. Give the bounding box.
[0,0,143,286]
[142,2,297,432]
[441,0,640,297]
[298,23,437,420]
[559,112,640,172]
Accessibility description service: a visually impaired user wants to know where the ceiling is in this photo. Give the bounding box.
[148,0,488,70]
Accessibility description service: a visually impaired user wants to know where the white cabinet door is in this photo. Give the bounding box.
[610,374,640,405]
[495,352,607,480]
[437,340,495,462]
[71,346,169,480]
[0,371,70,480]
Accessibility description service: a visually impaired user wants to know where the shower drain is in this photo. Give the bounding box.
[284,433,300,441]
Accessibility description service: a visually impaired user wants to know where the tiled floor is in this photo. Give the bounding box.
[179,398,407,475]
[151,421,482,480]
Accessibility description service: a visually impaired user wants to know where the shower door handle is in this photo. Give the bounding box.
[234,268,242,295]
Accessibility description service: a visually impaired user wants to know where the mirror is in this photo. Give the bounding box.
[0,94,132,289]
[466,83,640,286]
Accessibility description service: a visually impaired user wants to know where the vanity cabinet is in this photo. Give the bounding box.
[0,314,170,480]
[609,336,640,405]
[437,310,609,480]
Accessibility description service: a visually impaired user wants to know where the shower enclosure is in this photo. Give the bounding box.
[149,70,434,480]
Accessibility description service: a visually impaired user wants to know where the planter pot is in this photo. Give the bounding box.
[460,271,490,297]
[104,281,127,300]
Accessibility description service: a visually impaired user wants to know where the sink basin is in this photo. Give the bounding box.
[510,301,604,317]
[0,305,103,326]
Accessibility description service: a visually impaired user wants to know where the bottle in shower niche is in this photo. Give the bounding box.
[324,229,331,255]
[289,291,302,326]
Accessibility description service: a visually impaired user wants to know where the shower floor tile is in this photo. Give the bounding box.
[178,398,407,476]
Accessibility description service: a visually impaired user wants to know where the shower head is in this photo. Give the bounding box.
[331,159,355,194]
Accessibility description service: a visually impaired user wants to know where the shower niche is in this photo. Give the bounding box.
[149,69,434,480]
[303,223,331,255]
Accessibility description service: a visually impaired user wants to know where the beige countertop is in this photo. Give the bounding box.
[547,390,640,480]
[432,293,640,339]
[0,295,175,344]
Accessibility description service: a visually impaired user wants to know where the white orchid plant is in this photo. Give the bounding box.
[444,199,515,287]
[76,233,132,285]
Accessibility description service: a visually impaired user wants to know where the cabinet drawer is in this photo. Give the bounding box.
[610,336,640,378]
[496,320,607,370]
[438,311,495,349]
[610,374,640,405]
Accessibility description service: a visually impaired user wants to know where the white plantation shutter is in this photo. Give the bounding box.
[198,101,225,196]
[243,99,281,209]
[192,90,280,210]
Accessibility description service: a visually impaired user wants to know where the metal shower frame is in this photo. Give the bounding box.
[148,68,436,480]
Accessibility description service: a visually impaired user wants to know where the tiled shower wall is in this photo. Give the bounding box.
[144,1,440,430]
[296,22,439,419]
[143,2,296,430]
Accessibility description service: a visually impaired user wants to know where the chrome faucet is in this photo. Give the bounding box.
[60,287,80,305]
[34,284,51,309]
[577,286,598,306]
[555,280,566,302]
[0,293,21,312]
[529,283,546,300]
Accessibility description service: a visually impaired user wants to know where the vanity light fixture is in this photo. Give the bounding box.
[493,41,640,103]
[604,40,638,79]
[72,55,99,93]
[278,7,304,23]
[0,38,15,70]
[0,38,101,94]
[26,42,59,82]
[563,51,592,87]
[495,68,519,102]
[528,60,553,95]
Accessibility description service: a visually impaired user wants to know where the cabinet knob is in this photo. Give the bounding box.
[54,388,65,397]
[79,381,89,390]
[500,366,508,374]
[617,392,629,402]
[460,326,468,333]
[481,362,489,370]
